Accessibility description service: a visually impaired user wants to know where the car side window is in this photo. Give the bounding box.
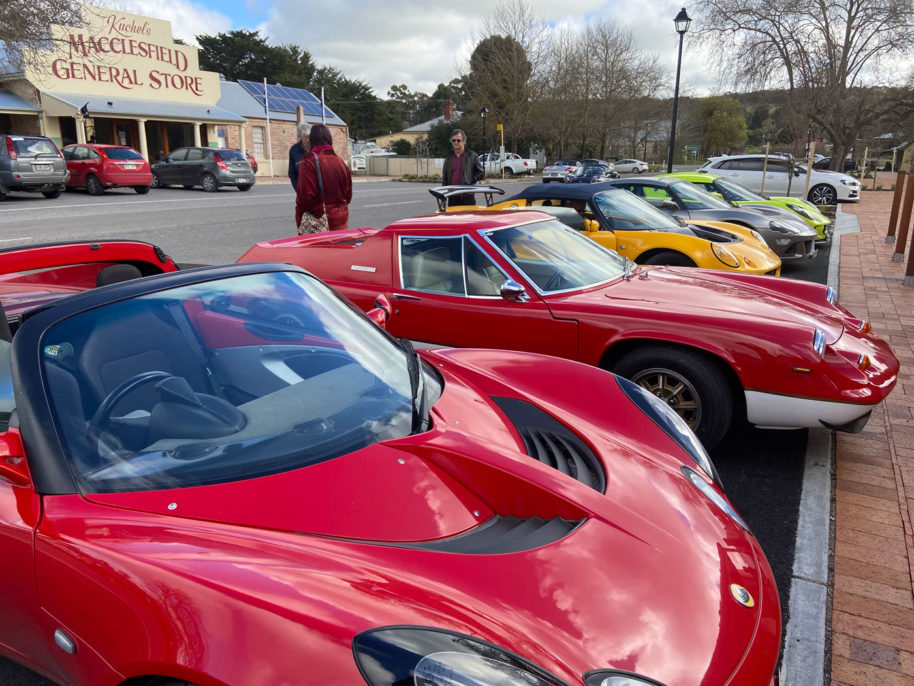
[639,185,673,209]
[169,149,188,161]
[70,146,87,161]
[735,158,764,172]
[464,238,506,296]
[768,160,790,173]
[186,149,204,161]
[400,236,466,295]
[87,149,101,159]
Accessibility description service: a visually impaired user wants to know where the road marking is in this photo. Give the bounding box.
[363,200,425,208]
[0,237,32,243]
[0,194,282,214]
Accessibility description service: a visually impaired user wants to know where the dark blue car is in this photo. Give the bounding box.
[565,164,617,183]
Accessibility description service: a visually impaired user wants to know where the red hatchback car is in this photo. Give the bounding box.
[62,143,153,195]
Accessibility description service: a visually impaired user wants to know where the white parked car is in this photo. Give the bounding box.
[613,158,650,174]
[698,154,861,205]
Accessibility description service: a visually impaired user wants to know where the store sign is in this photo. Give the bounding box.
[24,5,221,104]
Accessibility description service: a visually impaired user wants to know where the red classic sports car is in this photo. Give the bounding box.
[239,210,899,449]
[0,255,779,685]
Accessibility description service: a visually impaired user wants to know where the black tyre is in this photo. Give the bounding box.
[237,184,252,191]
[150,172,160,189]
[134,185,151,195]
[201,173,218,192]
[612,345,733,449]
[42,189,61,199]
[183,185,194,189]
[808,184,837,205]
[86,174,104,196]
[543,179,550,183]
[504,167,514,178]
[642,251,696,267]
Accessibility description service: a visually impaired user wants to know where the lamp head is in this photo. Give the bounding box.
[674,7,691,34]
[480,106,489,119]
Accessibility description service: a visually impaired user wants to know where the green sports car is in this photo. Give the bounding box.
[660,171,832,242]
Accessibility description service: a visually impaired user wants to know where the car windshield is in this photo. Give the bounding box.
[104,148,144,161]
[483,218,625,293]
[40,271,441,493]
[711,177,768,202]
[591,190,683,231]
[575,166,604,176]
[552,160,577,166]
[671,181,733,209]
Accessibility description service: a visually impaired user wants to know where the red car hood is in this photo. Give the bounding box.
[574,265,846,343]
[78,356,777,684]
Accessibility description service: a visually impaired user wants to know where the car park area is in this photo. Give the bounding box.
[0,178,904,686]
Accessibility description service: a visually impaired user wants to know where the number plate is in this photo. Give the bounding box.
[123,164,138,170]
[34,164,51,172]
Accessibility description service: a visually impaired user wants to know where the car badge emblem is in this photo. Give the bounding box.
[730,584,755,608]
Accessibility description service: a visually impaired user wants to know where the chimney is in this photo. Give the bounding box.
[444,99,454,121]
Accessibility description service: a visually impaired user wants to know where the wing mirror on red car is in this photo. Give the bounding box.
[0,432,29,487]
[368,294,392,328]
[500,280,530,303]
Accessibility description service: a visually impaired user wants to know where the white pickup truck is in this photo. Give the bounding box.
[479,152,537,177]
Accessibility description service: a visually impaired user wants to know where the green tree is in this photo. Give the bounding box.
[390,138,412,155]
[196,30,315,88]
[693,96,747,155]
[427,119,459,158]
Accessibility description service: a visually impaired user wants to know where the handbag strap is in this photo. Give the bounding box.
[313,152,326,212]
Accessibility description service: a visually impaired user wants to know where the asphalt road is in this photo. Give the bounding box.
[0,177,829,685]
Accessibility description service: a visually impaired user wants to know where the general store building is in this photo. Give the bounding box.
[0,5,348,177]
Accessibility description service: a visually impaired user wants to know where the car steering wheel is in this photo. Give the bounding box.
[87,370,175,439]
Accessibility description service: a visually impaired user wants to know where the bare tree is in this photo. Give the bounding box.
[693,0,914,168]
[536,26,587,159]
[1,0,86,73]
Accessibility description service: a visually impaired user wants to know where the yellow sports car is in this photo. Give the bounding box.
[431,184,781,275]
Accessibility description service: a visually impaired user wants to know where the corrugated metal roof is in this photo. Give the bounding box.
[43,92,246,123]
[0,90,40,113]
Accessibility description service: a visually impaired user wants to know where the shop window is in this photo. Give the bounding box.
[252,127,265,157]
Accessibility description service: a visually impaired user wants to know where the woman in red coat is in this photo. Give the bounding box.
[295,124,353,231]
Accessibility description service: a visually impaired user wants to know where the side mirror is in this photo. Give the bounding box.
[500,279,529,303]
[0,433,29,487]
[367,293,392,328]
[660,199,679,211]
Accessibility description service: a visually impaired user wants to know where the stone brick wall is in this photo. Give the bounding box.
[224,119,349,177]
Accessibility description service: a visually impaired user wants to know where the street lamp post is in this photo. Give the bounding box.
[666,7,691,173]
[480,107,489,156]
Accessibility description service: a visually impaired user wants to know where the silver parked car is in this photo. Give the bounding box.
[542,159,581,183]
[606,177,819,261]
[0,134,69,200]
[150,146,255,192]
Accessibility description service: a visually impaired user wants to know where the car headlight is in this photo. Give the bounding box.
[767,220,796,234]
[584,671,668,685]
[615,376,721,488]
[826,286,837,304]
[840,178,859,187]
[354,627,569,686]
[785,203,815,220]
[710,242,740,268]
[682,466,751,532]
[813,329,827,357]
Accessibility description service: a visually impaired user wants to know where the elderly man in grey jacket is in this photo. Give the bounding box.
[288,122,311,189]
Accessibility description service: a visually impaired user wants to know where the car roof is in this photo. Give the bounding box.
[507,181,625,201]
[386,210,562,233]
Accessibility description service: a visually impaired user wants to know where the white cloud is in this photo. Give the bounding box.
[97,0,233,45]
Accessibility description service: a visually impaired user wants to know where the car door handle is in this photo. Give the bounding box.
[392,293,421,301]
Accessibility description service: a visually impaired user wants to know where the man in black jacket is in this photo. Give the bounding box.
[288,122,311,189]
[441,129,484,206]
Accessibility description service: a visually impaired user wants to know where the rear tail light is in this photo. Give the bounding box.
[214,155,228,171]
[6,138,16,161]
[98,149,108,159]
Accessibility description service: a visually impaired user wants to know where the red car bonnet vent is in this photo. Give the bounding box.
[215,154,228,171]
[6,138,16,161]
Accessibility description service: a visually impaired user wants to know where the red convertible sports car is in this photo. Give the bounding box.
[0,248,779,685]
[240,210,899,449]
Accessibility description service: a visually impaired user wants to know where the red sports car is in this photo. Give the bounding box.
[0,251,779,685]
[239,210,899,449]
[62,143,153,195]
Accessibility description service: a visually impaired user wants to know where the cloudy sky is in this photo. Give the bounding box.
[100,0,724,98]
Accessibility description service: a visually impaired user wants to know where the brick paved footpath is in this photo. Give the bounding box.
[828,190,914,685]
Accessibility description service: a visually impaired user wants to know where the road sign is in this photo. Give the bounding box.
[684,144,701,150]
